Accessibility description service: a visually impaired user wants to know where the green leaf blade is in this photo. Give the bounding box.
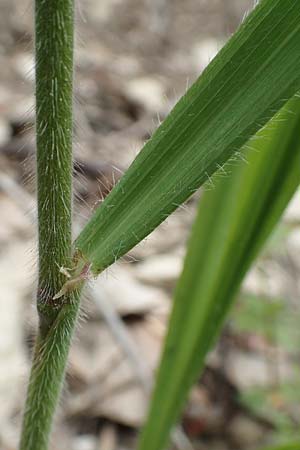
[138,96,300,450]
[75,0,300,274]
[260,444,300,450]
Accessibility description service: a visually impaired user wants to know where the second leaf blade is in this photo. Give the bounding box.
[138,96,300,450]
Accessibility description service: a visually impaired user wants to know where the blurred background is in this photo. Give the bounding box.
[1,0,300,449]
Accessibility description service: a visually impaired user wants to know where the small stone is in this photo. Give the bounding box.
[284,191,300,223]
[226,350,292,389]
[287,229,300,252]
[228,414,266,447]
[192,38,222,73]
[92,264,169,316]
[125,77,165,113]
[73,435,97,450]
[226,351,272,389]
[0,118,10,146]
[134,254,183,289]
[13,52,35,82]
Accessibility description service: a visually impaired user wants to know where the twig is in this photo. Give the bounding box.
[91,285,194,450]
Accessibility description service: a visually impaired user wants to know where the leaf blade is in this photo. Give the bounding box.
[75,0,300,273]
[138,96,300,450]
[260,444,300,450]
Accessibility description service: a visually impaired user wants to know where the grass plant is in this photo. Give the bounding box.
[19,1,300,449]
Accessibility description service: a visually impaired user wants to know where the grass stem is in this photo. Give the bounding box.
[19,1,77,449]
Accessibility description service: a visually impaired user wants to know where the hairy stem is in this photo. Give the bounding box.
[19,294,81,450]
[19,1,77,449]
[35,0,74,333]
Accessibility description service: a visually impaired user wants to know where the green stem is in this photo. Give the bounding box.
[19,294,81,450]
[35,0,74,333]
[19,1,78,449]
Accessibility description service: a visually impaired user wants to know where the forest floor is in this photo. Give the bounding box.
[1,1,300,450]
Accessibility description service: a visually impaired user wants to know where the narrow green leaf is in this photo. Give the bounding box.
[260,444,300,450]
[138,96,300,450]
[74,0,300,275]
